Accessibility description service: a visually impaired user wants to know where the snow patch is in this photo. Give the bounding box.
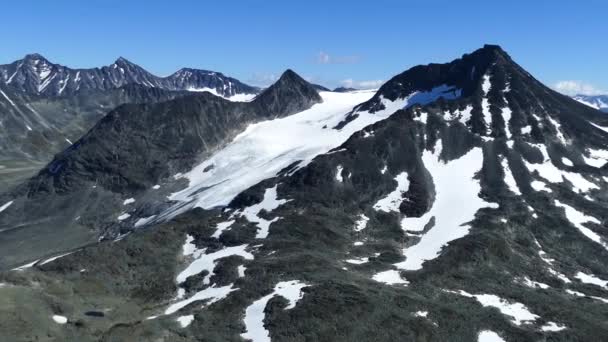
[452,290,539,325]
[134,215,156,227]
[238,265,247,277]
[52,315,68,324]
[212,220,235,239]
[354,214,369,231]
[176,314,194,328]
[373,172,409,213]
[525,144,598,193]
[12,259,40,271]
[165,284,237,315]
[40,252,74,266]
[345,257,369,264]
[583,148,608,168]
[554,200,606,250]
[123,198,135,205]
[0,200,13,213]
[176,244,253,284]
[478,330,505,342]
[575,272,608,287]
[372,270,409,285]
[541,322,566,332]
[335,165,344,182]
[501,157,521,195]
[237,185,289,239]
[117,213,130,221]
[396,141,496,270]
[241,280,308,342]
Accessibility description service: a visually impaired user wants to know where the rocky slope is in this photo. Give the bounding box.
[1,45,608,342]
[0,83,186,191]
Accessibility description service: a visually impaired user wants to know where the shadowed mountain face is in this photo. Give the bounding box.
[0,83,187,191]
[0,53,260,97]
[1,46,608,342]
[0,70,321,269]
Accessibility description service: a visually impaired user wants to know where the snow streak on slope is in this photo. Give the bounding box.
[396,141,497,270]
[554,200,606,250]
[451,290,539,325]
[241,280,308,342]
[187,87,257,102]
[168,91,380,210]
[525,144,599,193]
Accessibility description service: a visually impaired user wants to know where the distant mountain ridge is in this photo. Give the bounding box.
[0,53,260,97]
[573,94,608,112]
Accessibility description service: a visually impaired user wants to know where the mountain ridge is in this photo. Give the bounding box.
[0,53,260,97]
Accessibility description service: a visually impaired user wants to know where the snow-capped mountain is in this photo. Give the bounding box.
[1,45,608,342]
[0,53,260,98]
[573,94,608,112]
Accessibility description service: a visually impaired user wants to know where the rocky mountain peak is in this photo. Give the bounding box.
[253,69,322,117]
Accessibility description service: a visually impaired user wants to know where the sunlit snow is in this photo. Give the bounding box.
[373,172,409,213]
[554,200,606,250]
[354,214,369,231]
[396,140,497,270]
[583,148,608,168]
[169,91,377,210]
[237,185,289,239]
[168,87,460,218]
[501,157,521,195]
[478,330,505,342]
[52,315,68,324]
[335,165,344,182]
[372,269,409,285]
[241,280,308,342]
[165,284,237,315]
[541,322,566,332]
[453,290,539,325]
[176,314,194,328]
[211,220,235,239]
[177,244,253,284]
[575,272,608,287]
[0,200,13,214]
[481,74,492,133]
[525,144,599,193]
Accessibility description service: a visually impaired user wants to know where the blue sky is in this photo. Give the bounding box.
[2,0,606,93]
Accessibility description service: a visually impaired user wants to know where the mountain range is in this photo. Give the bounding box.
[573,94,608,113]
[0,53,260,98]
[1,45,608,342]
[0,54,264,192]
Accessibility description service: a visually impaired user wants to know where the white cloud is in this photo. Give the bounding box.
[553,80,604,96]
[340,78,384,90]
[316,51,360,65]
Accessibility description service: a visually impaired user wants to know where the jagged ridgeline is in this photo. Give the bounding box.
[1,45,608,342]
[0,54,262,190]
